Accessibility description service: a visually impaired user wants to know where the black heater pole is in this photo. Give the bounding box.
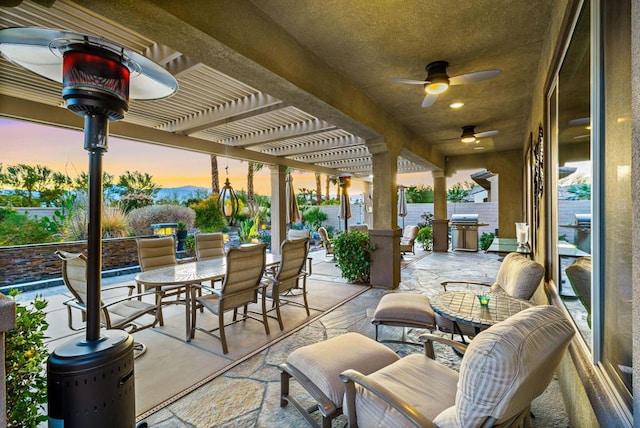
[84,113,108,342]
[0,28,177,427]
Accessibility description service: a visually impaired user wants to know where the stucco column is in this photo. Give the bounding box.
[366,138,401,289]
[0,294,16,428]
[432,170,449,252]
[270,165,287,254]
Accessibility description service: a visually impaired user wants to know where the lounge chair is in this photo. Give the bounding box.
[437,252,544,337]
[399,225,420,255]
[340,305,575,427]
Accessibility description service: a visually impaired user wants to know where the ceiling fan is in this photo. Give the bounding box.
[389,61,501,108]
[446,125,499,144]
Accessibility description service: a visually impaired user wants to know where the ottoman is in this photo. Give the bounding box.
[279,332,400,428]
[371,293,436,346]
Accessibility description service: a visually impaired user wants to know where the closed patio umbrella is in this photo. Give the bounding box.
[339,187,351,231]
[398,185,408,230]
[286,173,301,225]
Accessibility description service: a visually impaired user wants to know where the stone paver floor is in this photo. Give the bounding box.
[21,249,569,427]
[140,250,569,427]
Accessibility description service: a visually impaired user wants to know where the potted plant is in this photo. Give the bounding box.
[416,226,433,251]
[332,230,376,284]
[176,221,188,252]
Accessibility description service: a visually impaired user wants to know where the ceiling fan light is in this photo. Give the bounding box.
[461,136,477,143]
[425,79,448,94]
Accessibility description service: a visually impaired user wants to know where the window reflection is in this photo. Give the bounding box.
[556,1,591,346]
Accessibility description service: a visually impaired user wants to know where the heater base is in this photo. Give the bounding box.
[47,330,136,428]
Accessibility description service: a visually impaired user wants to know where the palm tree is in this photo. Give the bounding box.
[325,175,338,201]
[315,172,322,205]
[210,154,219,194]
[247,162,263,216]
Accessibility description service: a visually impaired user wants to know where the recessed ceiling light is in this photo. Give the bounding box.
[449,102,464,109]
[474,146,485,150]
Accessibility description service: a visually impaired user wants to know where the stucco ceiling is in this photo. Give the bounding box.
[0,0,559,179]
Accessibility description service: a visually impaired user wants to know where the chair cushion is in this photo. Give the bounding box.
[492,253,544,300]
[351,354,458,428]
[441,305,574,427]
[372,293,435,327]
[286,332,399,407]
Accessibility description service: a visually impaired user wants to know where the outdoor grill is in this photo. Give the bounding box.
[573,213,591,253]
[450,214,480,252]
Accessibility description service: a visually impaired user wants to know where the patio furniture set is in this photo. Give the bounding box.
[57,233,312,355]
[57,233,573,427]
[279,251,571,427]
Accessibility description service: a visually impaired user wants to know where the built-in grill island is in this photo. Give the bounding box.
[450,214,481,252]
[563,213,591,253]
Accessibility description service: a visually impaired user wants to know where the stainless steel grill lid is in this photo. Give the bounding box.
[450,214,479,223]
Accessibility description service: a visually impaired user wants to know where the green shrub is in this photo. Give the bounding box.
[479,232,495,251]
[302,206,328,231]
[416,226,433,250]
[0,208,57,245]
[190,195,227,232]
[333,230,376,283]
[5,290,49,428]
[127,204,196,236]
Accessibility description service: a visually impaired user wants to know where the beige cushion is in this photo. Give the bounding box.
[566,257,591,312]
[287,229,310,240]
[286,332,399,407]
[372,293,435,328]
[491,252,544,299]
[435,305,574,427]
[351,354,458,428]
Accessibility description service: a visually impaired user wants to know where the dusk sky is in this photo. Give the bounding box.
[1,116,449,197]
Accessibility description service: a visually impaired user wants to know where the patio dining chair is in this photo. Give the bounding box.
[56,250,158,357]
[262,237,310,330]
[136,236,186,325]
[437,251,544,337]
[340,305,575,428]
[190,243,269,354]
[195,232,225,260]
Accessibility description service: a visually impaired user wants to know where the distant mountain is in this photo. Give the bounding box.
[155,186,211,202]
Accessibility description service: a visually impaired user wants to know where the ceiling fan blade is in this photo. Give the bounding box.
[449,69,501,86]
[475,130,499,138]
[389,77,427,85]
[421,93,438,108]
[574,134,590,140]
[568,116,590,126]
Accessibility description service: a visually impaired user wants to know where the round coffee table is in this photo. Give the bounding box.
[430,290,534,336]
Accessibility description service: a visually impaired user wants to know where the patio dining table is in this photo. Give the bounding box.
[135,253,281,342]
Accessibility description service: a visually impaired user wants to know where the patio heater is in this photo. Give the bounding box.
[0,28,177,427]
